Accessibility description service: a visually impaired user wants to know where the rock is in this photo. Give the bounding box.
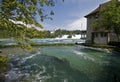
[0,73,5,82]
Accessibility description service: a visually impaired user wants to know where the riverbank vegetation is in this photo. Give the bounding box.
[82,43,120,52]
[0,0,64,48]
[0,0,64,79]
[0,56,8,71]
[0,28,83,39]
[0,0,64,55]
[0,43,74,48]
[0,56,8,82]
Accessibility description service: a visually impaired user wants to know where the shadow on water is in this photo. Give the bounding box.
[98,51,120,82]
[75,45,120,82]
[8,54,91,82]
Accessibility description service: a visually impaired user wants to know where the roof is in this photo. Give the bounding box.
[85,1,111,18]
[92,30,110,33]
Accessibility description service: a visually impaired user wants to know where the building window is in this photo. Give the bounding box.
[94,33,98,37]
[101,33,107,37]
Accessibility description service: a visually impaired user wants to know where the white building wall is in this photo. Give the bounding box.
[94,37,108,44]
[94,33,108,44]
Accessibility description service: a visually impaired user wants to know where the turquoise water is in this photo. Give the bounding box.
[3,45,120,82]
[31,38,85,44]
[0,38,84,45]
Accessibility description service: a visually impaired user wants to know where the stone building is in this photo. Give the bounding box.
[85,1,118,44]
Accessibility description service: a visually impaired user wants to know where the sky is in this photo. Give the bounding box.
[37,0,110,31]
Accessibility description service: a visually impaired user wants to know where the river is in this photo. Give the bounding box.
[0,39,120,82]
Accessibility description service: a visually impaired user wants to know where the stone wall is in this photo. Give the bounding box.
[108,33,118,42]
[86,16,94,43]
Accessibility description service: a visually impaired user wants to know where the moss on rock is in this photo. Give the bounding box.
[0,56,8,71]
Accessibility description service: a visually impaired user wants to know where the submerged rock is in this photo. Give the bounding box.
[0,73,5,82]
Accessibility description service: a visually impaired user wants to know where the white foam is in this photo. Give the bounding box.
[35,66,52,82]
[23,52,40,61]
[64,78,68,82]
[81,46,111,54]
[73,50,84,56]
[5,71,19,82]
[73,50,95,61]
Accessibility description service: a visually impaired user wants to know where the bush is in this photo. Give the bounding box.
[0,56,8,71]
[67,35,72,38]
[108,41,120,47]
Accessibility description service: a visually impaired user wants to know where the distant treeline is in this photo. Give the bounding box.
[0,27,85,38]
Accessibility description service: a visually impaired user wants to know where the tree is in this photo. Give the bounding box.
[0,0,64,38]
[0,0,64,52]
[94,0,120,41]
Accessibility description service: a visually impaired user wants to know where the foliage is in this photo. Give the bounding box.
[0,0,56,27]
[0,56,8,71]
[93,0,120,40]
[25,28,53,38]
[0,28,84,39]
[54,29,83,38]
[0,0,64,52]
[108,41,120,47]
[0,0,64,38]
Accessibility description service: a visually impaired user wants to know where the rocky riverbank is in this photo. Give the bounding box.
[0,56,8,82]
[79,43,120,52]
[0,47,25,82]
